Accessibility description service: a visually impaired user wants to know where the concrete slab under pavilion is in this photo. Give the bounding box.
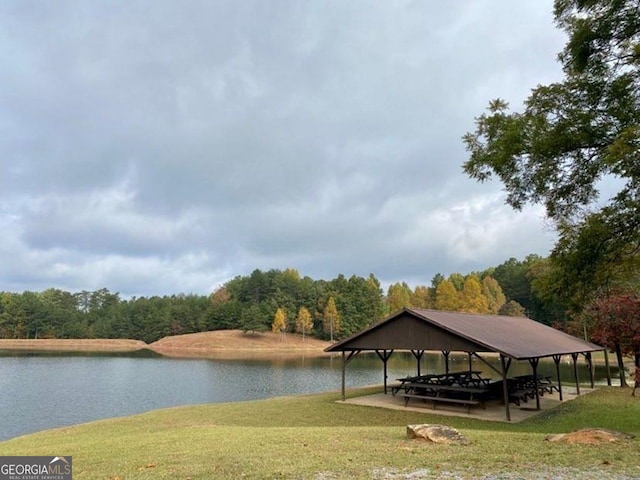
[339,386,595,423]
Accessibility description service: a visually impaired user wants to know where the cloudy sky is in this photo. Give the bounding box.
[1,1,565,298]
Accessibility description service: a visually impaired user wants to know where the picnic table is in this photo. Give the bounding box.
[507,374,559,406]
[393,371,561,410]
[392,371,490,390]
[391,371,492,413]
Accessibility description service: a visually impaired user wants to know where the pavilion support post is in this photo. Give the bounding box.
[375,350,394,394]
[604,349,612,386]
[341,352,346,400]
[411,350,425,377]
[584,352,594,388]
[382,350,388,394]
[467,352,473,372]
[552,355,563,401]
[500,354,511,422]
[443,351,450,374]
[529,357,541,410]
[341,350,361,400]
[505,357,512,374]
[571,352,581,395]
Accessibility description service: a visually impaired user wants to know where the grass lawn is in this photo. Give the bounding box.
[0,387,638,479]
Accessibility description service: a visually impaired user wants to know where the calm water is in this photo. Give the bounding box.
[0,350,607,441]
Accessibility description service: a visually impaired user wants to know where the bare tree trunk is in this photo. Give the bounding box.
[615,342,628,387]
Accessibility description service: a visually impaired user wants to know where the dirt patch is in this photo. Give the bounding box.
[545,428,634,444]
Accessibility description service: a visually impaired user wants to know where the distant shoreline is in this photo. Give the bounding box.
[0,329,334,359]
[1,334,622,367]
[0,338,147,352]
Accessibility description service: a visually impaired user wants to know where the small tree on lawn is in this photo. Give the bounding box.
[272,307,288,340]
[295,306,313,341]
[323,297,340,342]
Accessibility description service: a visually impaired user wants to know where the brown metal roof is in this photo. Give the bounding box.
[325,308,603,360]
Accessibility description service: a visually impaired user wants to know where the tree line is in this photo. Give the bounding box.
[0,288,212,344]
[0,256,568,344]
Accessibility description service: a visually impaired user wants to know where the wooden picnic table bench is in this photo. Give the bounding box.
[401,393,481,412]
[508,388,537,406]
[391,374,437,394]
[399,382,487,413]
[536,376,559,395]
[391,372,456,394]
[508,375,559,405]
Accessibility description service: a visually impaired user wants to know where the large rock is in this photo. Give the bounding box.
[407,424,470,445]
[545,428,634,444]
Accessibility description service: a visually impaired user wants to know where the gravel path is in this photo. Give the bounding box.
[315,467,640,479]
[367,467,640,480]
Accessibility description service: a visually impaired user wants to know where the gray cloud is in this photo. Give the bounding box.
[0,0,565,296]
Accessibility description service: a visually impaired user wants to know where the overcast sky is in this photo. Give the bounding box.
[1,1,565,298]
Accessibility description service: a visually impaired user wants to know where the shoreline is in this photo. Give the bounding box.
[0,330,334,359]
[0,338,147,353]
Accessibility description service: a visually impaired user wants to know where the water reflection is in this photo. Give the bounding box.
[0,348,162,358]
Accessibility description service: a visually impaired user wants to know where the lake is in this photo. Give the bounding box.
[0,350,607,441]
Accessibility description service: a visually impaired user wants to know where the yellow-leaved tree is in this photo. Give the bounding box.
[294,306,313,341]
[434,280,459,311]
[323,297,341,342]
[481,276,506,314]
[459,276,490,314]
[412,285,433,309]
[272,307,287,339]
[386,282,412,313]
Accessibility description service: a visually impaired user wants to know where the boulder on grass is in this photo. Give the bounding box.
[407,424,469,445]
[544,428,634,444]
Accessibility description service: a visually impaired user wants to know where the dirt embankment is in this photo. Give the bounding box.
[0,330,333,359]
[149,330,333,359]
[0,338,147,352]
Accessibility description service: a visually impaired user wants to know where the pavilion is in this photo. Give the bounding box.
[325,308,611,420]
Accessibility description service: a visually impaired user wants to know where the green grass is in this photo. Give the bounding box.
[1,387,639,479]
